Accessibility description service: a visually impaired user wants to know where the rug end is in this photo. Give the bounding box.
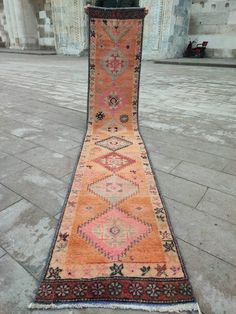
[28,301,201,313]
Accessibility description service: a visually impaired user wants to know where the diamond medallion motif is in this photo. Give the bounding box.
[78,207,152,260]
[93,152,135,172]
[88,174,138,205]
[102,48,128,80]
[95,136,132,151]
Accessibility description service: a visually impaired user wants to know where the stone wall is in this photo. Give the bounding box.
[34,0,55,50]
[141,0,191,59]
[51,0,87,55]
[189,0,236,58]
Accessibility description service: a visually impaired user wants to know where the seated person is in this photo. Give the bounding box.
[95,0,139,7]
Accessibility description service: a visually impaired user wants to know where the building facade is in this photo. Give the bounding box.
[0,0,235,59]
[189,0,236,58]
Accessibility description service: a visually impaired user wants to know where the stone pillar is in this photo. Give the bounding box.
[51,0,88,55]
[3,0,39,49]
[3,0,17,48]
[141,0,191,59]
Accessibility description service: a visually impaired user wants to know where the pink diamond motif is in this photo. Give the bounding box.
[93,152,135,172]
[95,136,132,151]
[78,207,152,260]
[89,174,139,205]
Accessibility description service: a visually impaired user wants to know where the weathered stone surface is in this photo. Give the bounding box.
[197,189,236,225]
[64,145,81,159]
[22,131,80,155]
[0,199,56,278]
[148,140,229,171]
[0,183,22,212]
[148,152,181,173]
[179,240,236,314]
[0,254,36,314]
[0,53,236,314]
[172,161,236,197]
[224,160,236,176]
[17,146,75,178]
[1,167,66,216]
[165,198,236,267]
[156,170,207,207]
[0,116,43,138]
[0,155,29,181]
[0,131,36,154]
[0,247,6,258]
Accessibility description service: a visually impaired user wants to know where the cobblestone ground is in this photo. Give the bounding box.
[0,53,236,314]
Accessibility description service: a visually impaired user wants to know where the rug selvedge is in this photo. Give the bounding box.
[30,6,199,312]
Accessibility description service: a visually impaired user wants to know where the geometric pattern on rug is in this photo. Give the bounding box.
[103,22,131,43]
[99,119,127,134]
[31,7,198,312]
[88,174,139,205]
[95,136,132,151]
[93,151,135,172]
[78,207,152,260]
[102,47,128,80]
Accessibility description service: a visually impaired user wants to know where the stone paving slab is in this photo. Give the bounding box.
[0,254,36,314]
[0,199,56,279]
[165,198,236,267]
[178,240,236,314]
[0,155,30,181]
[223,160,236,176]
[146,140,229,171]
[155,170,207,208]
[172,161,236,197]
[0,167,66,216]
[17,146,75,179]
[23,131,80,155]
[0,131,36,155]
[0,183,22,212]
[154,58,236,68]
[1,53,236,314]
[197,189,236,225]
[149,152,181,173]
[0,115,43,139]
[141,127,236,161]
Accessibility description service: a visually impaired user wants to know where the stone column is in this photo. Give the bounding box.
[3,0,38,49]
[3,0,18,48]
[141,0,191,59]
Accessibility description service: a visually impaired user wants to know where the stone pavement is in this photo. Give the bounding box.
[154,58,236,68]
[0,52,235,314]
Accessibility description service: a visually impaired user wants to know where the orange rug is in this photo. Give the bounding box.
[30,7,200,312]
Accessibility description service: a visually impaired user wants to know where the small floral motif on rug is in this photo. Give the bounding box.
[30,6,200,313]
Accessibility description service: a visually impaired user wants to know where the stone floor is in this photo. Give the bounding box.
[0,53,235,314]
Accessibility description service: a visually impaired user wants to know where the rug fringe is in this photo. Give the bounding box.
[29,301,201,313]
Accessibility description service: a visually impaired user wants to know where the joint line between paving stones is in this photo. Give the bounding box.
[0,197,23,214]
[0,185,59,221]
[141,126,236,162]
[0,110,84,144]
[195,187,209,209]
[0,249,39,281]
[14,150,76,181]
[177,237,236,269]
[36,98,87,115]
[165,168,236,200]
[165,195,236,227]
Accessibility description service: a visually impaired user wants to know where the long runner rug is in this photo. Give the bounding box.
[30,6,200,312]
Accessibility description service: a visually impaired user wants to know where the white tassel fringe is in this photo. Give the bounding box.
[29,301,201,313]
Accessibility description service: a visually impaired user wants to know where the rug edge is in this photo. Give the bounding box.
[28,301,201,313]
